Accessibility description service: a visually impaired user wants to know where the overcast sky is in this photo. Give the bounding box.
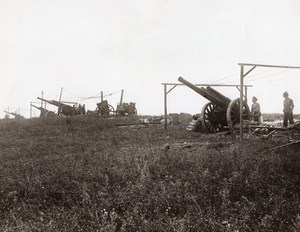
[1,0,300,118]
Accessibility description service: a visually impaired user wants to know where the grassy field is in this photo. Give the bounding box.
[263,113,300,122]
[0,116,299,231]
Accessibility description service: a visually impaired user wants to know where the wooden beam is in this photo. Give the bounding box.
[238,63,300,69]
[243,66,256,77]
[161,83,253,87]
[167,85,177,94]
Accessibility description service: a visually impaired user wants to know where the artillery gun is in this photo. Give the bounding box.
[37,97,86,117]
[116,102,137,116]
[3,110,25,120]
[96,100,115,116]
[178,77,250,133]
[31,104,56,118]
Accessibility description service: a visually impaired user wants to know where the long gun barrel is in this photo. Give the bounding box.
[31,104,56,117]
[37,97,66,107]
[31,104,43,111]
[178,77,228,109]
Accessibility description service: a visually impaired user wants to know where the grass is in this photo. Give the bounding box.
[263,113,300,122]
[0,116,299,231]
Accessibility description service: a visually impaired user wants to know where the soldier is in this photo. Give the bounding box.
[251,96,261,123]
[82,104,86,115]
[283,91,294,127]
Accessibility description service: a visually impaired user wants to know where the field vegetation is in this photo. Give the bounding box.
[0,116,299,231]
[263,113,300,122]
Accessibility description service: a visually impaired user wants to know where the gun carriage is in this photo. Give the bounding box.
[178,77,251,133]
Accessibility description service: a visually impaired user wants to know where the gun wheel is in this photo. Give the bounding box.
[96,103,115,116]
[57,107,64,117]
[226,98,250,131]
[108,104,115,115]
[201,102,224,133]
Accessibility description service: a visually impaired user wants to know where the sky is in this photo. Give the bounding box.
[1,0,300,118]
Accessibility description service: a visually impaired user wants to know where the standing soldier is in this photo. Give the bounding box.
[283,91,294,127]
[251,96,261,123]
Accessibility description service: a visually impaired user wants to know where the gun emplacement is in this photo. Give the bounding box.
[178,76,250,133]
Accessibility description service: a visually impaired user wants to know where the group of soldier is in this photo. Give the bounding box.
[251,91,294,127]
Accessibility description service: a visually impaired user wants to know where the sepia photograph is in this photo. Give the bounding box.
[0,0,299,231]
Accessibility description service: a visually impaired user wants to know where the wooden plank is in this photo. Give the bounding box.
[238,63,300,69]
[161,83,253,87]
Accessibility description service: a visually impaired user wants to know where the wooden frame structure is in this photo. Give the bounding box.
[162,81,252,129]
[238,63,300,143]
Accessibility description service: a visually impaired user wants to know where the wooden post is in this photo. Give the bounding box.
[101,91,103,102]
[164,84,167,130]
[58,88,63,103]
[41,91,43,108]
[30,102,32,118]
[58,87,63,115]
[240,65,244,143]
[120,89,124,105]
[245,86,248,104]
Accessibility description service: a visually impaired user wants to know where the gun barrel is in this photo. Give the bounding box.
[4,110,17,116]
[206,86,231,105]
[31,104,42,110]
[178,77,227,108]
[37,97,64,107]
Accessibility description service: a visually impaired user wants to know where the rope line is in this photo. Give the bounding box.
[246,70,289,83]
[54,89,122,102]
[207,72,237,84]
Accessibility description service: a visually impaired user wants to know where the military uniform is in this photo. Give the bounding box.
[283,96,294,127]
[251,97,261,123]
[283,92,294,127]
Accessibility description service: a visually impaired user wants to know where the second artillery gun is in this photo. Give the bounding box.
[31,104,56,118]
[37,97,86,117]
[178,77,251,133]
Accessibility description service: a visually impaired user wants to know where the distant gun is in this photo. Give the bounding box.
[37,97,85,116]
[3,110,25,119]
[31,104,56,118]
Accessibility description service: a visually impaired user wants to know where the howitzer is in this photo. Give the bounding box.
[37,97,85,117]
[3,110,25,119]
[31,104,56,118]
[178,77,250,133]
